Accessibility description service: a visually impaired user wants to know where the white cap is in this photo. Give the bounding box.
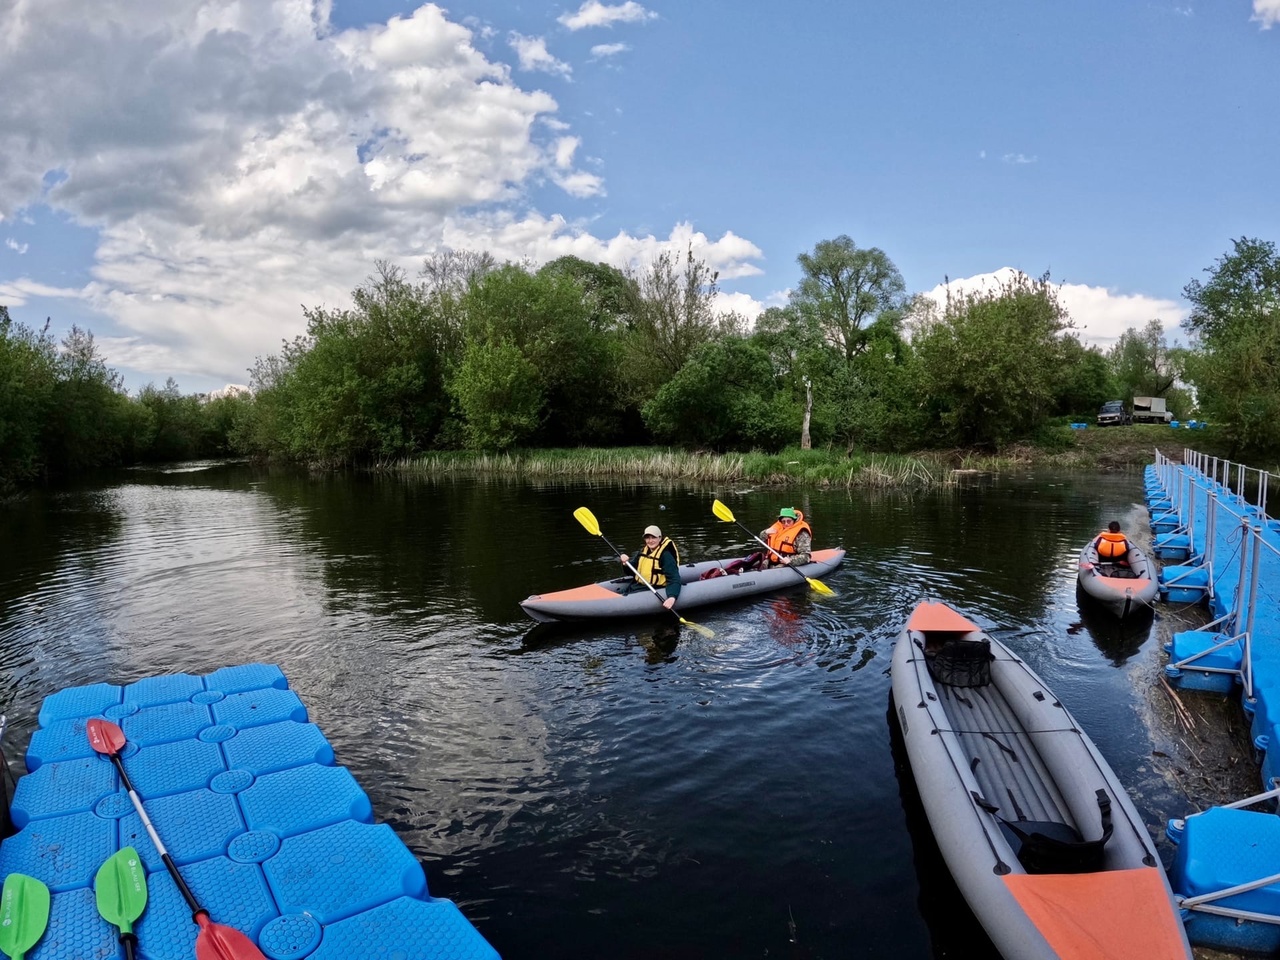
[644,525,662,538]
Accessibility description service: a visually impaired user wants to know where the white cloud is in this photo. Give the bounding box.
[1002,153,1038,165]
[918,268,1189,349]
[1253,0,1280,27]
[0,277,85,306]
[590,42,629,59]
[978,150,987,159]
[558,1,656,31]
[5,238,28,254]
[0,2,763,382]
[509,33,572,77]
[713,290,765,321]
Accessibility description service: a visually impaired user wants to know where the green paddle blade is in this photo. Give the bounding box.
[95,847,148,938]
[0,873,51,960]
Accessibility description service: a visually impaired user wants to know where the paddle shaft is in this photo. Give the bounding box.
[732,519,813,580]
[106,752,206,924]
[600,531,676,607]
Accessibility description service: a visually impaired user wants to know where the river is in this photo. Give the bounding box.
[0,463,1186,959]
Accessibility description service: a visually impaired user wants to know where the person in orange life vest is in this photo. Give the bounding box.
[760,507,813,567]
[620,525,682,609]
[1094,521,1130,566]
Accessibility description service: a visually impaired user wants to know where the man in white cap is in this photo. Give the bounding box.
[619,524,682,608]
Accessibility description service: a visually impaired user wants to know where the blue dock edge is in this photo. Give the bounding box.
[1146,462,1280,951]
[1,664,500,960]
[1167,807,1280,955]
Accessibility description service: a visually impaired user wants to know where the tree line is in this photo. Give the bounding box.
[2,235,1277,490]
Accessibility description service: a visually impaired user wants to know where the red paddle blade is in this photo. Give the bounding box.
[196,916,266,960]
[86,718,127,755]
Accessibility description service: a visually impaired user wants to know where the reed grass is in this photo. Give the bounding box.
[389,447,983,489]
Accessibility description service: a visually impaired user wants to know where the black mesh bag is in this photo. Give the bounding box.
[926,638,993,688]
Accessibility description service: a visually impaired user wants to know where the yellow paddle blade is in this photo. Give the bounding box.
[678,616,715,639]
[573,506,601,536]
[711,499,736,523]
[806,577,836,597]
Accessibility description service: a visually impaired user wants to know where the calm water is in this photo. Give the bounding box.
[0,464,1187,959]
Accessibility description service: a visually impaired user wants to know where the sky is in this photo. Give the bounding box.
[1,0,1277,394]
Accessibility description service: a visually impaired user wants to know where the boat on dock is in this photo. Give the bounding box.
[891,601,1191,960]
[519,548,844,623]
[1077,538,1158,619]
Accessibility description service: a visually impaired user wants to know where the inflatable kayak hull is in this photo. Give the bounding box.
[1077,540,1158,618]
[520,548,844,623]
[891,601,1191,960]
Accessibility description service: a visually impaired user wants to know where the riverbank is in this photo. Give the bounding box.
[389,424,1240,487]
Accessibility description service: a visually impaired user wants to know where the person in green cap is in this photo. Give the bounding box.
[761,507,813,567]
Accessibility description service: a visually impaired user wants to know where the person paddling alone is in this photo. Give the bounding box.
[761,507,812,568]
[620,525,682,609]
[1094,521,1131,568]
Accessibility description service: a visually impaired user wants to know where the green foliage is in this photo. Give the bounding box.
[913,272,1072,448]
[136,378,216,462]
[1108,319,1179,400]
[1183,238,1280,455]
[642,338,794,450]
[244,262,458,463]
[0,311,57,486]
[791,236,907,362]
[623,246,720,399]
[461,264,625,446]
[1053,336,1114,419]
[451,341,543,450]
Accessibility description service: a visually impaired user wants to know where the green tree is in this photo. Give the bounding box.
[0,311,58,486]
[1055,337,1114,419]
[642,338,793,450]
[451,341,543,450]
[243,262,460,463]
[791,236,907,363]
[624,246,720,399]
[1183,238,1280,454]
[1108,319,1179,400]
[45,326,134,473]
[459,264,624,446]
[913,272,1072,447]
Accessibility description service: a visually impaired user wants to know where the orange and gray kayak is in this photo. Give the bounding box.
[891,601,1192,960]
[520,548,844,623]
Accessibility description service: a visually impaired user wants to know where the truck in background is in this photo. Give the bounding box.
[1096,400,1131,426]
[1132,396,1173,424]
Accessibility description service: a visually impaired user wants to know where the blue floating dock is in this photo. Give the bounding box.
[2,664,499,960]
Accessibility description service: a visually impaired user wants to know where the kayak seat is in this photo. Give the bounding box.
[999,789,1113,874]
[925,638,993,688]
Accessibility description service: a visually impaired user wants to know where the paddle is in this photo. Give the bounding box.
[86,719,266,960]
[572,506,715,639]
[711,499,835,596]
[95,847,148,960]
[0,874,50,960]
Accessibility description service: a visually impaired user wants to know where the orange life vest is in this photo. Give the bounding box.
[765,512,813,558]
[1095,530,1130,562]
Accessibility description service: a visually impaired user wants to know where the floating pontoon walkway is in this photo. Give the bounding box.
[1144,454,1280,955]
[0,663,499,960]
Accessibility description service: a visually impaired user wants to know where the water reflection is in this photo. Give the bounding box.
[1072,583,1155,666]
[0,463,1181,959]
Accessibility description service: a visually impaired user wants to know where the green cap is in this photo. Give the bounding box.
[778,507,798,520]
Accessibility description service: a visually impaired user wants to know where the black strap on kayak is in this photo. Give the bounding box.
[999,789,1114,875]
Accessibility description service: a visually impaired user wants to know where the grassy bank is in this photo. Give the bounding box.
[387,424,1246,488]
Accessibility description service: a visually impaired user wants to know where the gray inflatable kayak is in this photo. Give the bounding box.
[520,548,844,623]
[1077,539,1158,618]
[891,601,1191,960]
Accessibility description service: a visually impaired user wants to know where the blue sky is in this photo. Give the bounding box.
[1,1,1277,394]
